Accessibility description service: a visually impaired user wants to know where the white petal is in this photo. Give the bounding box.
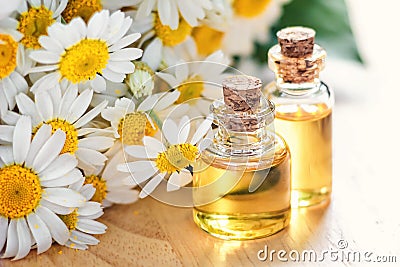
[13,116,31,164]
[66,89,92,124]
[41,169,83,187]
[153,90,180,111]
[32,129,66,173]
[35,206,69,245]
[191,115,213,144]
[177,116,190,143]
[109,33,141,52]
[40,199,73,215]
[59,85,78,118]
[76,219,107,234]
[2,219,18,258]
[107,61,135,74]
[175,63,189,84]
[78,202,102,217]
[167,169,192,192]
[79,184,95,200]
[35,91,54,121]
[87,10,109,38]
[39,154,78,181]
[0,146,13,165]
[117,160,156,173]
[143,136,166,153]
[0,125,14,143]
[109,48,143,61]
[75,148,108,166]
[156,72,179,88]
[162,118,178,144]
[0,216,8,253]
[74,100,108,128]
[29,50,60,64]
[141,38,162,70]
[27,213,52,254]
[123,168,158,186]
[25,124,52,168]
[15,92,40,123]
[44,188,86,207]
[30,72,61,94]
[90,74,106,93]
[102,68,125,83]
[14,219,32,260]
[157,0,173,28]
[123,145,158,159]
[39,35,64,54]
[70,230,99,245]
[78,136,114,151]
[139,173,164,198]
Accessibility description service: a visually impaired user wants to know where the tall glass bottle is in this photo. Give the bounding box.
[264,27,333,207]
[193,75,291,240]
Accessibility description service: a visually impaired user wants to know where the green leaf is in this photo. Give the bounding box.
[253,0,363,63]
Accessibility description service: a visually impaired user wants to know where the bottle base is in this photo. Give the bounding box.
[291,188,331,208]
[193,208,290,240]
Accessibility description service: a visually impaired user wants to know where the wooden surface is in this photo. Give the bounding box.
[2,1,400,266]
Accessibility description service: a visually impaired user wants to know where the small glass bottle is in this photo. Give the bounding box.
[264,27,333,207]
[193,75,291,240]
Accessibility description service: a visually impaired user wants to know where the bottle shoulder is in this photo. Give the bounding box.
[198,133,289,171]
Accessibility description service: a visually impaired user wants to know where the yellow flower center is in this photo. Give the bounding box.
[59,209,79,230]
[18,6,55,49]
[155,144,198,173]
[154,14,192,47]
[233,0,272,18]
[84,175,107,203]
[192,25,224,56]
[117,112,158,145]
[34,119,79,154]
[62,0,103,23]
[0,165,42,219]
[175,75,204,105]
[59,39,109,84]
[0,34,18,79]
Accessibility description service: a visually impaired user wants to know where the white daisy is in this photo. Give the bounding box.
[16,0,68,49]
[128,10,193,70]
[29,10,143,94]
[156,50,230,117]
[0,116,86,260]
[118,115,213,198]
[101,91,180,146]
[82,149,139,208]
[223,0,290,56]
[9,86,114,171]
[62,0,141,23]
[59,181,107,250]
[134,0,212,30]
[0,22,29,116]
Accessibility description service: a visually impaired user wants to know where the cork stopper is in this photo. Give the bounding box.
[222,75,262,112]
[277,26,315,58]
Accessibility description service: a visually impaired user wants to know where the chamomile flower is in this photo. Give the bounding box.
[128,11,193,70]
[0,23,29,116]
[59,181,107,250]
[62,0,141,23]
[83,150,139,207]
[29,10,143,94]
[0,116,86,260]
[10,86,114,171]
[134,0,212,30]
[224,0,289,56]
[156,50,230,117]
[16,0,68,49]
[118,115,213,198]
[101,91,180,146]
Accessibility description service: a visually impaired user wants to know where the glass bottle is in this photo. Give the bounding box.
[264,27,333,207]
[193,75,291,240]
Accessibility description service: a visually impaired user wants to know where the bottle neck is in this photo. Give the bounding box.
[210,98,275,156]
[268,44,326,96]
